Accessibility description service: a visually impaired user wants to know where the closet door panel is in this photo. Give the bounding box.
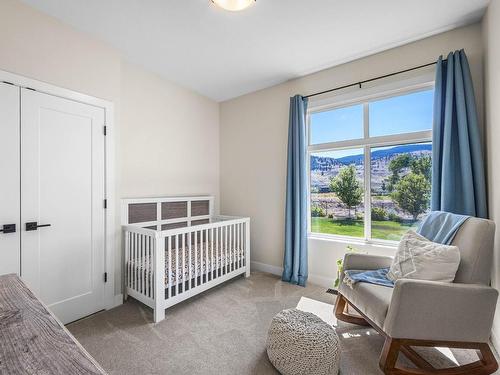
[21,88,105,324]
[0,83,20,276]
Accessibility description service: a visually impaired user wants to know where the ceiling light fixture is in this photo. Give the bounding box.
[211,0,256,12]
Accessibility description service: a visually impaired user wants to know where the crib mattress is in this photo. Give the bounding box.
[127,243,245,288]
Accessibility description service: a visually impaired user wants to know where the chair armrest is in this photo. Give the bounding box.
[384,279,498,342]
[342,253,393,271]
[340,254,393,288]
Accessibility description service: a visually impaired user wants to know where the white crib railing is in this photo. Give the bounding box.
[124,216,250,322]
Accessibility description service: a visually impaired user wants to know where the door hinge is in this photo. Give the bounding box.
[103,125,107,136]
[104,272,108,283]
[104,199,107,209]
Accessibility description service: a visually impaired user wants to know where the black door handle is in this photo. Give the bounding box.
[25,222,51,231]
[0,224,16,233]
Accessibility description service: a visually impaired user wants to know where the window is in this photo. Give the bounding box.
[308,86,434,243]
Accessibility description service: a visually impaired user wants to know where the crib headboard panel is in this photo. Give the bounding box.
[121,196,214,229]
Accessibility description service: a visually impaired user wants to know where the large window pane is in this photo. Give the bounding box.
[310,105,363,145]
[310,148,364,237]
[369,89,433,137]
[370,142,432,241]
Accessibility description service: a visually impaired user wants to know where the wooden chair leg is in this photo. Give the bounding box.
[379,338,401,374]
[334,293,370,326]
[378,338,498,375]
[477,343,499,374]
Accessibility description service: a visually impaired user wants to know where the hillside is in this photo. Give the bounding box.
[311,143,431,170]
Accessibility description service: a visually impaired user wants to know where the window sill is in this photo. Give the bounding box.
[307,233,398,250]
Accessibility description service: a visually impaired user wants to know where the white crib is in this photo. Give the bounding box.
[122,196,250,323]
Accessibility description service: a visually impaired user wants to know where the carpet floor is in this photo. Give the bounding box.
[68,272,499,374]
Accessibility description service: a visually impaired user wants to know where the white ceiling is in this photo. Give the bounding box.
[21,0,489,102]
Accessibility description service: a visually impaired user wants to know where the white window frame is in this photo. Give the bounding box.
[307,73,434,246]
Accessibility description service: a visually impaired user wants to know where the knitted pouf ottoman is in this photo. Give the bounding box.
[266,308,340,375]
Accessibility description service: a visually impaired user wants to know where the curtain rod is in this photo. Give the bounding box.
[304,59,444,99]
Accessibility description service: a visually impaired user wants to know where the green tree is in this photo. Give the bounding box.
[330,165,363,218]
[391,173,431,220]
[410,155,431,181]
[387,154,412,192]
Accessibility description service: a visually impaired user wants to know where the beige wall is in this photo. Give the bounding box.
[0,0,220,296]
[220,23,485,287]
[483,0,500,348]
[119,61,220,204]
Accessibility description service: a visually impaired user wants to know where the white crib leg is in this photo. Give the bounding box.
[153,233,166,323]
[245,220,251,278]
[154,307,165,323]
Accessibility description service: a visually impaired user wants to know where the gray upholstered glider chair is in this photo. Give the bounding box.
[334,217,499,375]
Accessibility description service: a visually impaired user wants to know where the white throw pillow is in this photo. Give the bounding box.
[387,230,460,283]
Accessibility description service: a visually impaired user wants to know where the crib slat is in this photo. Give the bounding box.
[224,225,228,275]
[182,233,186,292]
[199,230,203,284]
[229,224,235,272]
[194,230,198,286]
[228,225,231,272]
[236,223,239,269]
[188,232,192,290]
[150,235,153,299]
[136,234,140,291]
[176,234,180,296]
[167,236,171,299]
[130,233,133,290]
[148,235,152,297]
[215,227,219,278]
[234,225,237,270]
[239,223,242,269]
[132,232,135,289]
[137,233,140,291]
[144,236,151,297]
[133,233,137,290]
[139,234,142,290]
[210,227,214,280]
[141,234,145,294]
[203,229,208,283]
[125,232,130,289]
[240,222,243,268]
[241,223,244,269]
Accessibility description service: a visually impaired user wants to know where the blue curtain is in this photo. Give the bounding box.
[432,50,487,218]
[282,95,309,287]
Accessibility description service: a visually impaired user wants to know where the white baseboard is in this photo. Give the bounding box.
[491,329,500,355]
[251,261,282,276]
[250,261,334,289]
[308,273,334,289]
[112,293,123,308]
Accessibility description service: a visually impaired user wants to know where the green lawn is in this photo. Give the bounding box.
[311,217,418,241]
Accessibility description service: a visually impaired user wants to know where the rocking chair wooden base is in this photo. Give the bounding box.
[334,293,499,375]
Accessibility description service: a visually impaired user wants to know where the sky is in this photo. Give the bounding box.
[310,89,434,159]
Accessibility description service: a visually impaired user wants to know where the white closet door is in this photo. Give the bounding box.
[21,88,106,324]
[0,83,20,276]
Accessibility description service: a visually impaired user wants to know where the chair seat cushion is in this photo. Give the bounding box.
[339,281,393,328]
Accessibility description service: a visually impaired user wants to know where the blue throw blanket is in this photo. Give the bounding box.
[343,211,469,289]
[343,268,394,288]
[417,211,468,245]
